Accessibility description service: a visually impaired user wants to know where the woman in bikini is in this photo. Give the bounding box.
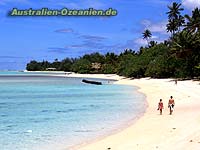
[157,99,164,115]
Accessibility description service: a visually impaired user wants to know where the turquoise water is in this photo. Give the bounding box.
[0,71,66,75]
[0,73,146,150]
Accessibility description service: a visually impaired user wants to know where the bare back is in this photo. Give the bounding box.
[168,99,175,105]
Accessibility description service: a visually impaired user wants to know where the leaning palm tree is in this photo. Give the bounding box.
[171,30,200,77]
[142,29,152,46]
[185,8,200,33]
[170,30,198,58]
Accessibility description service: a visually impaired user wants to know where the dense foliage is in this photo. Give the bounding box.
[26,3,200,79]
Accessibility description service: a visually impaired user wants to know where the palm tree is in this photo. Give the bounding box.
[142,29,152,46]
[121,49,136,56]
[166,2,184,36]
[105,52,118,64]
[166,19,178,36]
[177,15,185,32]
[170,30,197,58]
[167,2,183,19]
[170,30,200,77]
[149,41,157,48]
[185,8,200,33]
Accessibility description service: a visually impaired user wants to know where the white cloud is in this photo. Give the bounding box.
[149,22,167,33]
[151,35,158,39]
[141,20,168,35]
[137,20,170,47]
[134,33,165,47]
[182,0,200,10]
[134,38,148,46]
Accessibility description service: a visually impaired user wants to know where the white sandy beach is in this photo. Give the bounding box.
[61,73,200,150]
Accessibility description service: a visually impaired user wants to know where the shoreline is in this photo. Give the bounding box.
[67,86,148,150]
[61,74,200,150]
[0,72,146,150]
[5,72,199,150]
[58,73,149,150]
[46,73,148,150]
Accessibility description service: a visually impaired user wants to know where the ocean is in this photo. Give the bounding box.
[0,72,146,150]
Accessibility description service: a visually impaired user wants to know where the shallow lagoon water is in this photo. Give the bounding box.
[0,73,145,150]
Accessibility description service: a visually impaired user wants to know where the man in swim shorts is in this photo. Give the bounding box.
[168,96,175,115]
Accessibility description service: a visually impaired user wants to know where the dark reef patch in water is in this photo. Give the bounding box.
[41,110,51,113]
[0,114,9,117]
[56,108,87,113]
[74,130,94,133]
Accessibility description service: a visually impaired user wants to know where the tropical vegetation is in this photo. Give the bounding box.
[26,2,200,79]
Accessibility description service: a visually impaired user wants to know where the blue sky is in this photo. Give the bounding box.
[0,0,199,70]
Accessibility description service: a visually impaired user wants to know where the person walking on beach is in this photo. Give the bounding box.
[168,96,175,115]
[175,80,177,85]
[157,99,164,115]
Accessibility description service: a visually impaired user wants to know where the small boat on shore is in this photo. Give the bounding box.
[82,79,102,85]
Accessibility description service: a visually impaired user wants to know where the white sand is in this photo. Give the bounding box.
[33,72,199,150]
[59,74,200,150]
